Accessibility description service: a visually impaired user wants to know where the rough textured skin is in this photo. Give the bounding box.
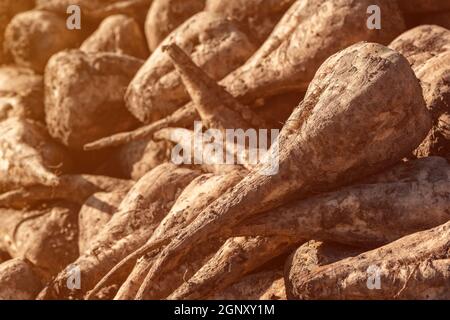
[397,0,450,13]
[137,43,432,297]
[284,241,365,300]
[114,174,243,300]
[38,164,200,299]
[0,66,44,121]
[220,0,406,104]
[36,0,153,25]
[145,0,205,52]
[206,0,295,44]
[134,237,222,300]
[418,116,450,161]
[414,52,450,117]
[0,203,79,279]
[414,53,450,159]
[390,26,450,159]
[294,221,450,299]
[81,15,149,59]
[0,0,34,64]
[79,191,126,254]
[4,10,83,73]
[167,236,297,300]
[389,25,450,71]
[235,158,450,248]
[126,11,257,123]
[45,50,143,149]
[113,171,242,300]
[210,269,286,300]
[0,175,133,210]
[0,118,72,193]
[164,44,267,130]
[115,138,172,180]
[85,91,303,151]
[0,259,42,300]
[87,0,406,150]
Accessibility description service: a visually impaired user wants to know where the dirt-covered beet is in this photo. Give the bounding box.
[45,50,143,150]
[0,117,72,193]
[145,0,206,52]
[4,10,83,73]
[81,14,149,59]
[0,66,45,121]
[0,258,43,300]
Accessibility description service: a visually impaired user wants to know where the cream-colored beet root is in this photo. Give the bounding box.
[0,66,44,121]
[45,50,143,150]
[292,221,450,299]
[4,10,83,73]
[1,0,449,302]
[145,0,206,52]
[85,0,407,150]
[134,43,432,299]
[126,11,257,123]
[81,14,149,59]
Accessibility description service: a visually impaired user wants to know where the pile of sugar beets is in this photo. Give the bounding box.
[0,0,449,300]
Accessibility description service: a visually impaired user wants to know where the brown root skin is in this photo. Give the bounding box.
[4,10,83,73]
[126,11,257,124]
[0,203,79,281]
[221,0,406,104]
[284,241,366,300]
[205,0,296,45]
[390,27,450,158]
[0,118,72,193]
[83,100,199,151]
[0,66,44,122]
[164,43,267,130]
[210,269,287,300]
[0,175,133,210]
[234,159,450,247]
[80,14,149,60]
[145,0,206,52]
[86,0,406,150]
[85,237,171,300]
[413,52,450,158]
[83,91,303,151]
[167,236,298,300]
[389,25,450,71]
[0,258,43,300]
[0,0,35,64]
[78,191,127,254]
[135,43,432,300]
[114,171,243,300]
[45,50,143,150]
[294,221,450,299]
[37,164,201,300]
